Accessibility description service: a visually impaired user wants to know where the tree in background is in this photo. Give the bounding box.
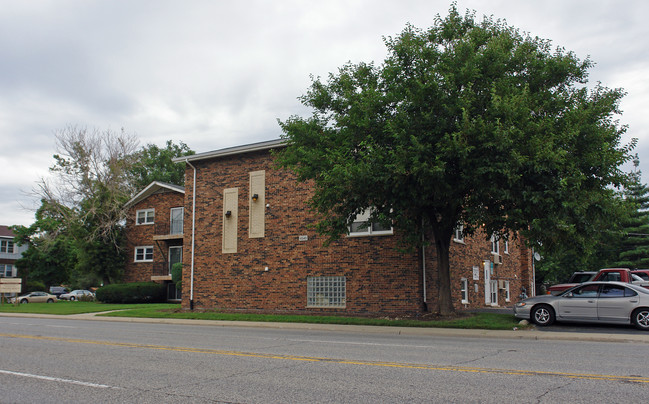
[129,140,194,189]
[18,126,194,288]
[614,157,649,269]
[277,5,635,314]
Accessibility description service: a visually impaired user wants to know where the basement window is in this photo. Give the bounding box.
[307,276,346,308]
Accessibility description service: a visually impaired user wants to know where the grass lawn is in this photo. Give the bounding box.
[0,301,179,315]
[0,301,523,330]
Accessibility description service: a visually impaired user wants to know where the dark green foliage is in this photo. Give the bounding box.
[95,282,166,304]
[171,262,182,291]
[24,280,46,294]
[129,140,194,189]
[614,160,649,269]
[277,5,634,314]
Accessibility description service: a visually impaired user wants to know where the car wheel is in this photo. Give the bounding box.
[632,308,649,331]
[47,298,54,303]
[532,304,555,326]
[70,296,76,301]
[20,299,28,304]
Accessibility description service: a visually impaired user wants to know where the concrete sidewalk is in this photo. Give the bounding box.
[2,311,649,344]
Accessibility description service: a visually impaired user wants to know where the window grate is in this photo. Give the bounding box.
[307,276,346,308]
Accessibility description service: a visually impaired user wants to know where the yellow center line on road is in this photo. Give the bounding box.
[2,332,648,384]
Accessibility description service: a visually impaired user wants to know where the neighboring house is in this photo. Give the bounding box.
[0,225,27,278]
[155,139,535,315]
[123,181,185,301]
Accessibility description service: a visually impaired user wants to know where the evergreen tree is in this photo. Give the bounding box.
[615,157,649,269]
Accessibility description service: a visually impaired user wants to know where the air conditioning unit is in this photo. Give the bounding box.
[493,254,503,265]
[498,280,507,289]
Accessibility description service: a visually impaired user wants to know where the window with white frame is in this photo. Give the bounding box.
[460,278,469,304]
[504,239,509,254]
[490,280,498,305]
[1,240,14,253]
[454,225,464,243]
[307,276,346,308]
[504,280,511,302]
[491,234,499,255]
[0,264,14,277]
[136,209,155,225]
[348,209,392,236]
[134,246,154,262]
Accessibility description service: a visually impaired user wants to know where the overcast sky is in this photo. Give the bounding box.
[1,0,648,227]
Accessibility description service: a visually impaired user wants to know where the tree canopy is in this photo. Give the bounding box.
[276,5,635,314]
[14,127,194,288]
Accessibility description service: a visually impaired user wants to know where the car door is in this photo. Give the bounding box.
[597,284,639,323]
[556,284,599,321]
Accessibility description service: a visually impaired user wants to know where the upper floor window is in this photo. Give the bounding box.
[491,234,499,255]
[136,209,155,225]
[0,240,14,254]
[348,209,393,237]
[454,225,464,243]
[504,239,509,254]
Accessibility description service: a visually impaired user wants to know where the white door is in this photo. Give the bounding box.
[484,260,491,305]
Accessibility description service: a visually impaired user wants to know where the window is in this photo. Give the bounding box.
[136,209,155,225]
[460,278,468,304]
[1,240,14,253]
[490,234,499,255]
[598,272,621,282]
[1,264,14,277]
[504,240,509,254]
[570,284,599,298]
[134,246,153,262]
[490,280,498,305]
[348,210,392,236]
[454,225,464,243]
[307,276,346,308]
[170,207,184,234]
[504,280,510,302]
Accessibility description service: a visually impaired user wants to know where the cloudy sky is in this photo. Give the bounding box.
[1,0,648,227]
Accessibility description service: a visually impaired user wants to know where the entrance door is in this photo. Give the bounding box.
[484,260,491,305]
[168,246,182,275]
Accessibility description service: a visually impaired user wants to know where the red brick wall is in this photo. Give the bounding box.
[124,191,184,283]
[181,149,533,315]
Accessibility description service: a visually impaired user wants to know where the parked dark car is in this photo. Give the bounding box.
[514,281,649,330]
[49,286,69,297]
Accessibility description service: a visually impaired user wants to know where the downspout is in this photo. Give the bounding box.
[422,217,427,311]
[186,159,197,310]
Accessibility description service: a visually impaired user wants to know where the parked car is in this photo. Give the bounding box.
[547,268,649,295]
[515,281,649,330]
[49,286,69,297]
[59,289,95,301]
[11,291,57,304]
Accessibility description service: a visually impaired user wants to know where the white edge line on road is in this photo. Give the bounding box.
[0,369,118,389]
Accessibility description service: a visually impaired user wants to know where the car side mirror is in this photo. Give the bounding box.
[564,292,573,298]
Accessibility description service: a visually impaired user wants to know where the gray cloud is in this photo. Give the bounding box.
[1,0,647,226]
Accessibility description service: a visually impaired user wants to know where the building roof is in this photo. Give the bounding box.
[0,225,15,238]
[172,138,285,164]
[125,181,185,208]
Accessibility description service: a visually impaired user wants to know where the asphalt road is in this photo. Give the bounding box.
[1,314,648,403]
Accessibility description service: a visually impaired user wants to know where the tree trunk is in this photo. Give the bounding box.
[432,227,454,315]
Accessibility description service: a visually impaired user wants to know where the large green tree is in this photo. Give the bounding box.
[129,140,194,189]
[614,158,649,269]
[277,6,634,314]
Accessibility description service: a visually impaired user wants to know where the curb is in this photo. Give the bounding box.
[2,312,649,344]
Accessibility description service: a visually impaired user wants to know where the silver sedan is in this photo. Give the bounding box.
[514,281,649,330]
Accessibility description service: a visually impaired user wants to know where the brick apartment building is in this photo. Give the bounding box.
[122,139,534,315]
[123,181,185,301]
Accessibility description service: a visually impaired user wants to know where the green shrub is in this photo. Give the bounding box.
[25,280,46,293]
[171,262,182,291]
[95,282,166,304]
